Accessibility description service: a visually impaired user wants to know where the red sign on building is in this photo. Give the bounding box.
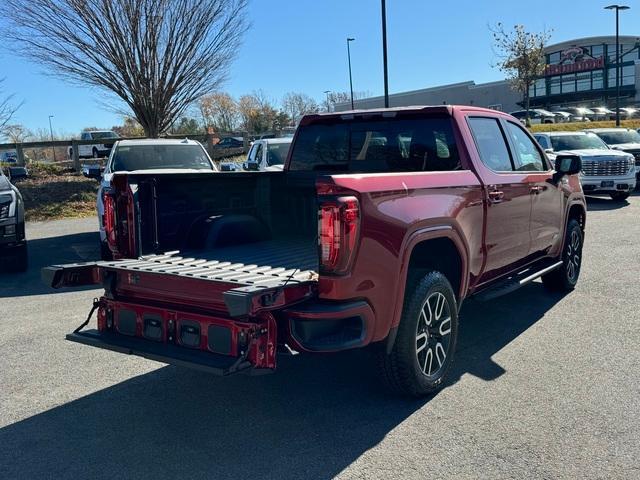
[545,47,605,76]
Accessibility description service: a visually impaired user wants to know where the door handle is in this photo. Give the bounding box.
[488,190,504,203]
[530,186,542,195]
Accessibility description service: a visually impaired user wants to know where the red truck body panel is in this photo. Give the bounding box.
[46,105,586,375]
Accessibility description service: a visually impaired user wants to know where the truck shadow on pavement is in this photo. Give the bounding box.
[0,231,100,298]
[584,195,630,211]
[0,282,565,480]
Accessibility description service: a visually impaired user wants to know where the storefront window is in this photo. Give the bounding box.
[591,44,604,58]
[576,72,591,91]
[549,76,561,94]
[622,45,639,62]
[548,52,560,65]
[592,70,604,90]
[561,74,575,93]
[534,78,546,97]
[623,64,635,86]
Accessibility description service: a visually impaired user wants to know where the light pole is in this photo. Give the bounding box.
[324,90,332,112]
[605,4,630,127]
[381,0,389,108]
[346,38,355,110]
[48,115,56,162]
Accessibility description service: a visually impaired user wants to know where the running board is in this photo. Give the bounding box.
[474,260,563,301]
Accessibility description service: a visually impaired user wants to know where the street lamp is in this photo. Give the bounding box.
[605,4,630,127]
[48,115,56,162]
[381,0,389,108]
[346,38,355,110]
[324,90,332,112]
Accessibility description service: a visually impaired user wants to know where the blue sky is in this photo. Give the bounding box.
[1,0,639,134]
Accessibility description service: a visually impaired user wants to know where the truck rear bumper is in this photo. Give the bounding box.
[67,329,254,376]
[284,300,375,352]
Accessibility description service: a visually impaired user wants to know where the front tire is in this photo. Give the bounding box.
[378,271,459,397]
[610,192,629,202]
[542,219,583,292]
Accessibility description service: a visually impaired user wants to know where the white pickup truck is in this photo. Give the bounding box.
[244,138,292,171]
[68,130,120,159]
[534,131,636,201]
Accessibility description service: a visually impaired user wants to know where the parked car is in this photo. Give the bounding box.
[68,130,120,159]
[0,165,27,272]
[87,138,217,260]
[585,128,640,180]
[0,150,18,163]
[549,111,573,123]
[591,107,615,121]
[214,136,244,148]
[44,105,586,397]
[509,108,556,124]
[534,131,636,201]
[243,138,292,171]
[560,107,594,122]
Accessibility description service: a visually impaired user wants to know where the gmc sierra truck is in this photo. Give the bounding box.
[43,106,586,397]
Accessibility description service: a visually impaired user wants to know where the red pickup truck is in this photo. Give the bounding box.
[44,106,586,396]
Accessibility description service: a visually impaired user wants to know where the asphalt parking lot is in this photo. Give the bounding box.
[1,193,639,480]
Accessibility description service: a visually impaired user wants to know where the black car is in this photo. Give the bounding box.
[214,136,244,148]
[0,165,28,272]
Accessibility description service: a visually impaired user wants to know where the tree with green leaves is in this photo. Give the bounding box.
[491,23,551,125]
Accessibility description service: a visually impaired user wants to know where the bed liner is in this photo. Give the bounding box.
[100,238,319,288]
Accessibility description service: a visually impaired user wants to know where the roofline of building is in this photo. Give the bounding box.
[545,35,640,52]
[334,79,510,108]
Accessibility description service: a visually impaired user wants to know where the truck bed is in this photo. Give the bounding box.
[98,238,318,288]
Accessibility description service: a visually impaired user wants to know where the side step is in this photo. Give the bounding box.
[474,260,563,301]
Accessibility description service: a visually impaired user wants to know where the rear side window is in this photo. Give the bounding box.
[467,117,512,171]
[289,117,461,172]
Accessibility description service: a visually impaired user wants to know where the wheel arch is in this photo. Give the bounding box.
[386,227,469,353]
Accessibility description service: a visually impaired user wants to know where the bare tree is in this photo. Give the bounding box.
[2,124,30,143]
[324,90,372,112]
[491,23,551,125]
[238,91,289,134]
[0,78,21,134]
[282,92,319,125]
[1,0,248,137]
[199,92,239,132]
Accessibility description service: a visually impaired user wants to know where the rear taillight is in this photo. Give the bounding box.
[319,196,360,274]
[103,191,117,250]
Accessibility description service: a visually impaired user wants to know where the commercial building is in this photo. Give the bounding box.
[334,36,640,113]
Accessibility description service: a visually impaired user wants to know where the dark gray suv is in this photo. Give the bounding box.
[0,165,27,272]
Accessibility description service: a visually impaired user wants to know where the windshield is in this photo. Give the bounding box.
[92,132,119,140]
[594,130,640,145]
[550,134,608,151]
[111,144,213,172]
[266,143,290,166]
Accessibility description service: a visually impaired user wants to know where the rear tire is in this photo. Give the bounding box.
[378,271,459,397]
[609,192,629,202]
[542,219,583,292]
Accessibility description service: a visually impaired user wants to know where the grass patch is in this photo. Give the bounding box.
[14,162,98,222]
[530,119,640,132]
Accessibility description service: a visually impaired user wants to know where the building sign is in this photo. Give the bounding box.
[544,47,605,76]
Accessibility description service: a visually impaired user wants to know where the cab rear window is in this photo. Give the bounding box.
[289,116,461,172]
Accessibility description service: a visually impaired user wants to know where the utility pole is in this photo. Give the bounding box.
[605,4,630,127]
[381,0,389,108]
[347,38,355,109]
[48,115,56,162]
